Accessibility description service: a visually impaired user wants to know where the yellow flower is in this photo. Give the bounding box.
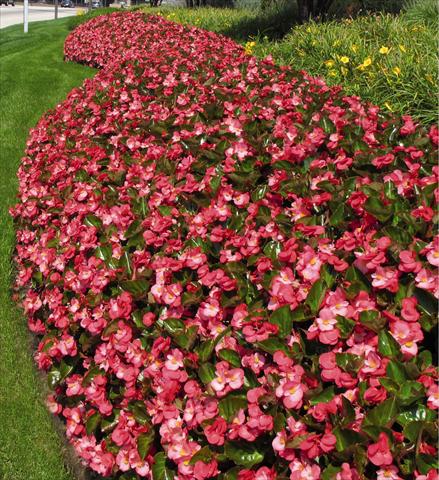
[392,66,401,76]
[328,69,337,77]
[399,44,407,53]
[340,56,350,64]
[379,46,390,55]
[244,41,256,55]
[350,44,358,53]
[425,74,434,84]
[341,66,348,76]
[357,57,372,70]
[324,60,335,68]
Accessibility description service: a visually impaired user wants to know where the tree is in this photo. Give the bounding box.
[297,0,335,22]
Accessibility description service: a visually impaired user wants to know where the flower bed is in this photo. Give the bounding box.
[11,11,438,480]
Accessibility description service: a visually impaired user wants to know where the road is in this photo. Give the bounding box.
[0,5,78,29]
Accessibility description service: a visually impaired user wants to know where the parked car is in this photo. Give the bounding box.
[61,0,75,7]
[91,0,101,7]
[0,0,15,5]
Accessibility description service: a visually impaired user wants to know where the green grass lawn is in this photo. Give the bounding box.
[0,18,95,480]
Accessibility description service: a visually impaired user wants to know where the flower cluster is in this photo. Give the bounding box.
[12,11,438,480]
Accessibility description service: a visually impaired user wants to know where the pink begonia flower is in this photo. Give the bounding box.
[367,433,393,466]
[399,250,422,273]
[427,383,439,409]
[424,238,439,267]
[204,417,227,446]
[193,460,219,480]
[276,381,304,409]
[401,297,420,322]
[289,459,321,480]
[376,465,403,480]
[336,463,360,480]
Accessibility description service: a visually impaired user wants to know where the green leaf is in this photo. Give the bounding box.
[251,184,268,202]
[290,305,309,322]
[320,264,336,289]
[224,441,264,468]
[322,465,342,480]
[397,381,425,406]
[162,318,185,335]
[403,421,424,443]
[84,214,102,229]
[333,427,367,452]
[189,446,214,465]
[414,288,438,317]
[256,337,291,356]
[173,325,198,351]
[309,386,335,406]
[95,245,118,269]
[210,174,222,194]
[119,251,133,277]
[243,369,260,389]
[329,203,345,227]
[397,404,436,426]
[120,279,149,297]
[273,412,286,432]
[382,226,412,245]
[137,430,155,459]
[305,279,327,314]
[152,452,174,480]
[86,412,101,435]
[59,359,75,381]
[359,310,385,332]
[158,205,173,216]
[269,305,294,338]
[47,368,61,389]
[364,396,398,427]
[416,454,439,475]
[198,363,216,384]
[416,350,432,370]
[378,330,401,359]
[223,467,241,480]
[196,339,215,363]
[82,365,102,386]
[219,394,248,421]
[364,196,393,222]
[218,349,242,368]
[386,360,408,383]
[128,402,150,426]
[345,266,371,293]
[263,240,281,261]
[337,315,356,338]
[379,377,399,394]
[339,396,356,426]
[336,353,363,375]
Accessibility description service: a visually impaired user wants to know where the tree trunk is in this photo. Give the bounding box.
[297,0,312,22]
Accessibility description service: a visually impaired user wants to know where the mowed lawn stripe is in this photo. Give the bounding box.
[0,18,95,480]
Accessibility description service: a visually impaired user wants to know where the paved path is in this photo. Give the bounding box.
[0,5,78,29]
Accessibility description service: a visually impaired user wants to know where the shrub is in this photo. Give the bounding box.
[404,0,439,29]
[253,13,438,125]
[150,3,298,40]
[12,11,438,480]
